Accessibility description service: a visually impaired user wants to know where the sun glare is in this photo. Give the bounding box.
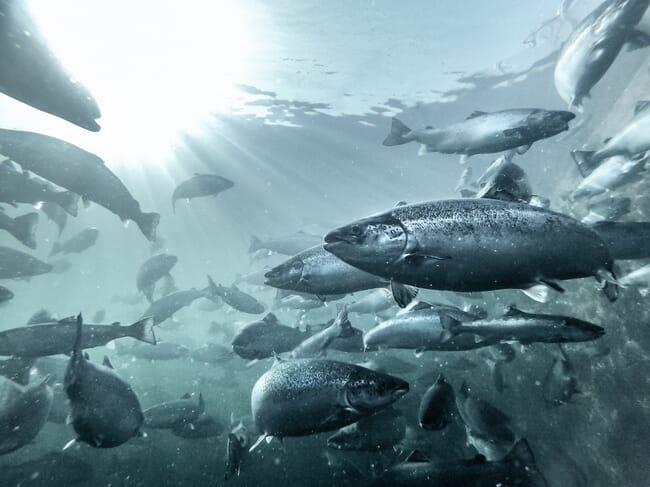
[26,0,258,166]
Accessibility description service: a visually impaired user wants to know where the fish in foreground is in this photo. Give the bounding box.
[136,253,178,303]
[50,227,99,257]
[572,154,646,199]
[0,245,52,279]
[418,373,456,430]
[327,407,406,451]
[373,439,549,487]
[65,314,144,448]
[290,308,354,358]
[250,358,408,447]
[172,173,234,212]
[475,158,532,203]
[450,306,605,345]
[0,0,101,130]
[363,302,488,353]
[264,245,417,307]
[144,392,205,429]
[0,209,38,248]
[0,315,155,357]
[383,109,575,163]
[572,101,650,168]
[0,376,53,454]
[0,129,159,240]
[554,0,650,110]
[324,198,620,302]
[231,313,311,359]
[0,160,79,216]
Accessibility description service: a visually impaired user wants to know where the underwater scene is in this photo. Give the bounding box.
[0,0,650,486]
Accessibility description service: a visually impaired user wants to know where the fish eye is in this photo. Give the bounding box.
[350,224,362,236]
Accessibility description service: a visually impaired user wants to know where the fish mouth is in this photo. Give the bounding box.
[556,111,576,122]
[324,228,356,246]
[263,268,295,289]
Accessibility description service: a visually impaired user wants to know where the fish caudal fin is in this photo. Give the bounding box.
[129,316,156,345]
[390,281,418,308]
[383,118,412,146]
[13,212,39,249]
[58,191,80,217]
[570,151,600,178]
[136,212,160,242]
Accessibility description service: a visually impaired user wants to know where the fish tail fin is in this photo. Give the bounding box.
[570,150,599,177]
[248,235,262,253]
[390,281,418,308]
[136,212,160,242]
[335,306,354,338]
[13,212,39,249]
[129,316,156,344]
[49,241,62,257]
[383,118,412,146]
[58,191,80,217]
[204,275,220,299]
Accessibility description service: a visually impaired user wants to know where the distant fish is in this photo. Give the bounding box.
[543,346,581,406]
[172,173,233,212]
[248,231,323,256]
[0,315,156,357]
[290,308,354,359]
[383,109,575,163]
[2,452,93,486]
[144,392,205,429]
[0,0,101,130]
[554,0,650,110]
[141,275,217,325]
[136,253,178,303]
[475,158,532,203]
[0,209,38,249]
[231,313,310,360]
[49,227,99,257]
[0,246,52,279]
[418,374,456,431]
[41,201,68,236]
[225,421,249,480]
[116,341,189,361]
[170,412,223,439]
[0,376,53,454]
[208,277,265,314]
[572,154,646,199]
[0,130,159,241]
[65,315,144,448]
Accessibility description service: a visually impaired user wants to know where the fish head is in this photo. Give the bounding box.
[0,286,14,302]
[528,109,575,135]
[562,318,605,342]
[264,256,304,289]
[344,369,409,412]
[324,213,406,268]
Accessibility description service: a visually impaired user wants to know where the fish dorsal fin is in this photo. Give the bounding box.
[405,450,430,463]
[102,356,114,369]
[181,393,191,399]
[634,101,650,117]
[58,316,77,324]
[466,110,487,120]
[505,439,535,466]
[263,313,279,325]
[504,305,528,317]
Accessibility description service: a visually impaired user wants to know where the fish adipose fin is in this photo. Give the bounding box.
[390,281,418,308]
[383,118,412,146]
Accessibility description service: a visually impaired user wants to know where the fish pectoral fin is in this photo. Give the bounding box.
[465,110,487,120]
[520,283,552,303]
[626,29,650,51]
[249,434,269,452]
[102,356,114,369]
[402,253,450,266]
[62,438,77,451]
